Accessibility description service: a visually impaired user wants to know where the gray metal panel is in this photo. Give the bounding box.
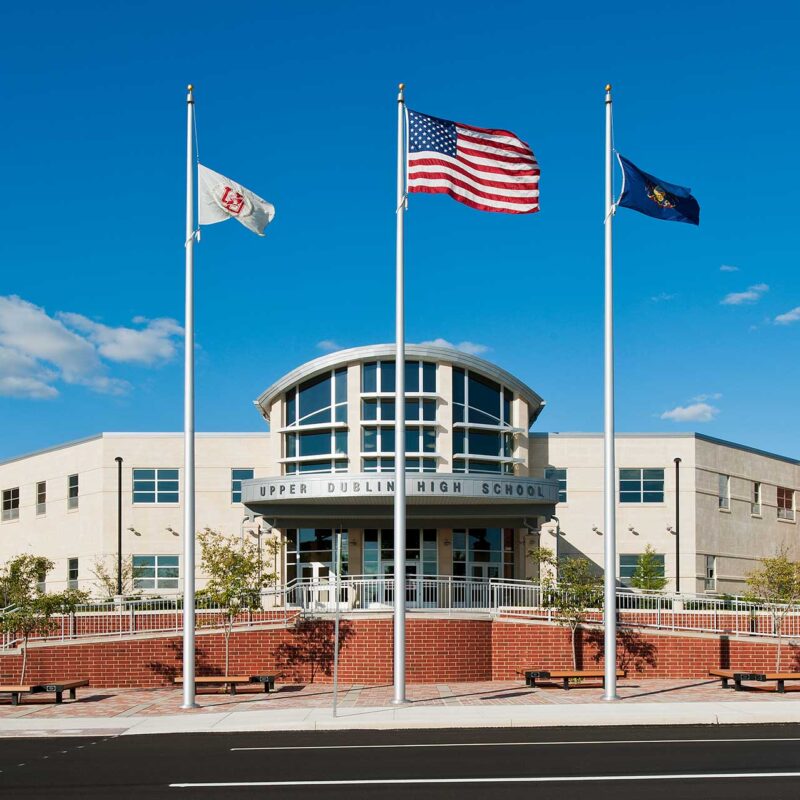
[252,343,545,426]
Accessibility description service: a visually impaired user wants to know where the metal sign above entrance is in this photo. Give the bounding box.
[241,473,559,505]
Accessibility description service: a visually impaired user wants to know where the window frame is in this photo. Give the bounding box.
[751,481,762,516]
[132,468,180,505]
[132,554,180,590]
[67,474,79,510]
[68,557,79,590]
[620,552,665,586]
[777,486,796,522]
[545,468,568,503]
[231,468,254,504]
[704,555,717,591]
[718,474,731,511]
[1,487,20,522]
[36,480,46,516]
[619,468,665,504]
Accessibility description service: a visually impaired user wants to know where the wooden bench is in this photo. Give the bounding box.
[174,675,276,695]
[0,678,89,706]
[524,669,625,690]
[709,668,800,694]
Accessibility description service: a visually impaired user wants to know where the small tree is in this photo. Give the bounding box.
[745,552,800,671]
[630,545,667,592]
[197,528,279,676]
[531,547,603,669]
[90,556,140,600]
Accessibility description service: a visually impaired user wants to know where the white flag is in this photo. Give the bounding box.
[198,164,275,236]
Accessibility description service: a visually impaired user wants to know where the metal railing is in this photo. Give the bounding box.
[4,577,800,649]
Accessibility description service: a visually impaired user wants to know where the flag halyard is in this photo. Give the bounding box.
[406,110,540,214]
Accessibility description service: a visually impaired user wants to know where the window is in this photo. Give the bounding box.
[452,368,515,475]
[1,487,19,522]
[452,528,515,580]
[68,558,79,590]
[36,481,46,515]
[285,529,348,584]
[777,486,795,521]
[545,468,568,503]
[362,360,435,395]
[231,469,254,503]
[363,529,437,577]
[67,474,79,510]
[133,469,179,504]
[36,566,47,593]
[619,468,664,503]
[718,474,730,510]
[284,369,348,475]
[751,482,762,516]
[620,553,665,586]
[362,457,437,473]
[705,555,717,591]
[132,555,179,590]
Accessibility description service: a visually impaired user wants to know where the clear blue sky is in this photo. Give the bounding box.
[1,0,798,460]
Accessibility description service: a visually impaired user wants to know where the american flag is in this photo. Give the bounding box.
[406,109,539,214]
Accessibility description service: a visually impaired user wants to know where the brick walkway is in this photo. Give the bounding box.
[1,678,799,720]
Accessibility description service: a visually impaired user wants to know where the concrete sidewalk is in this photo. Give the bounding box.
[1,680,800,737]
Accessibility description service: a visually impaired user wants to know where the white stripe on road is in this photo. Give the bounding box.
[231,736,800,751]
[170,772,800,788]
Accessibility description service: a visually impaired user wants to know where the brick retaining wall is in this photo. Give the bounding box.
[2,616,798,687]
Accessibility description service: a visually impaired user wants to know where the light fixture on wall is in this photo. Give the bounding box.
[166,526,179,537]
[627,525,639,535]
[666,525,675,534]
[592,525,602,535]
[127,526,142,537]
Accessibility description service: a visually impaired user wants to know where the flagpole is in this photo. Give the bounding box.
[393,82,407,705]
[603,83,618,701]
[181,83,198,710]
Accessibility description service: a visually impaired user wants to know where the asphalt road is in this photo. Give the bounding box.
[3,724,800,799]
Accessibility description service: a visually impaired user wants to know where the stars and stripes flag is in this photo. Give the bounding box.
[406,109,539,214]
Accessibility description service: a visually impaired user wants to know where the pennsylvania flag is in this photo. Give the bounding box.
[617,155,700,225]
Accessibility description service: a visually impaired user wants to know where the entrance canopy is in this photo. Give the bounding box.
[242,473,557,529]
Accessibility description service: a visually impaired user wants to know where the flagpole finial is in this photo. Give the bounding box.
[187,84,193,91]
[605,84,612,92]
[398,83,405,90]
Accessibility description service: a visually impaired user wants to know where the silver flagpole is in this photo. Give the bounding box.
[393,82,407,705]
[603,83,618,701]
[181,83,198,709]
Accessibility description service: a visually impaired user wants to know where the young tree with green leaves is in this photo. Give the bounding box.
[0,555,89,681]
[530,547,604,669]
[90,556,140,600]
[630,545,667,592]
[197,528,279,676]
[745,551,800,671]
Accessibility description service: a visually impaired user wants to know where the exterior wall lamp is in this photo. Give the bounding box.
[127,526,142,537]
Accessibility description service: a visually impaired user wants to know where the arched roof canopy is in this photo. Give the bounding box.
[254,344,546,429]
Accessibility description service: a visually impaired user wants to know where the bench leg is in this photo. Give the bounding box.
[734,678,742,691]
[69,688,77,700]
[720,677,729,689]
[11,692,20,707]
[229,683,237,696]
[55,691,63,704]
[563,678,569,690]
[777,680,785,694]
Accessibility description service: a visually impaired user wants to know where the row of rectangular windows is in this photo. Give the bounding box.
[47,555,180,592]
[1,469,256,516]
[547,468,796,516]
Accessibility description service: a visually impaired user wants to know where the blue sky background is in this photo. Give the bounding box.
[1,0,798,460]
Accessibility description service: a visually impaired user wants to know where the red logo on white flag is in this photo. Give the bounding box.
[220,186,245,215]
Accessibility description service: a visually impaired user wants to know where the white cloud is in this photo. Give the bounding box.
[58,313,183,364]
[774,306,800,326]
[316,340,342,352]
[721,283,769,305]
[660,402,719,423]
[650,292,676,303]
[419,338,490,355]
[0,295,181,400]
[693,392,722,402]
[720,264,739,272]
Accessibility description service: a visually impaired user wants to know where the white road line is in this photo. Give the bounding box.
[230,737,800,752]
[170,772,800,788]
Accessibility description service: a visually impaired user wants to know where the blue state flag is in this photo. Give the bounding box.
[617,154,700,225]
